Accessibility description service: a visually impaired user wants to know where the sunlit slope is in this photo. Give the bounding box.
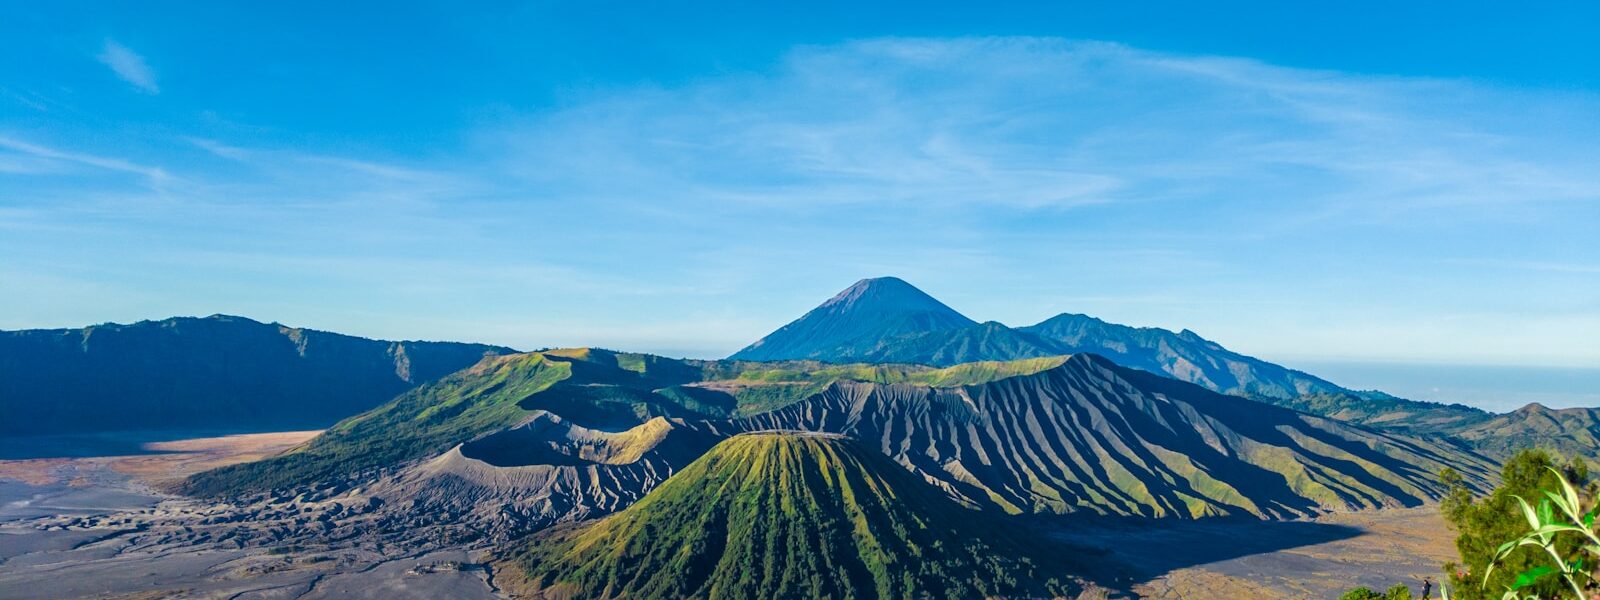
[719,354,1498,518]
[181,351,570,495]
[186,348,1497,522]
[1452,403,1600,459]
[511,433,1079,600]
[180,349,1068,496]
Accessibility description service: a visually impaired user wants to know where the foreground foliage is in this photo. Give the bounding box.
[1442,449,1593,599]
[1340,584,1415,599]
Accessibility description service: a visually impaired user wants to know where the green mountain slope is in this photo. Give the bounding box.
[855,320,1062,366]
[180,351,569,495]
[1451,403,1600,459]
[0,315,511,435]
[509,433,1079,600]
[1264,391,1490,438]
[727,354,1497,518]
[186,347,1501,521]
[180,349,1068,496]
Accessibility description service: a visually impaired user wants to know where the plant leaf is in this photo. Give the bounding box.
[1516,495,1541,529]
[1550,466,1581,512]
[1511,565,1554,589]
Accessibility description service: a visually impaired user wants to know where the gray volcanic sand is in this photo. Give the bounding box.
[0,431,504,600]
[0,531,502,600]
[1054,507,1456,599]
[0,479,161,522]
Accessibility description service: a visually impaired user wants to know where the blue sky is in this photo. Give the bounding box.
[2,2,1597,402]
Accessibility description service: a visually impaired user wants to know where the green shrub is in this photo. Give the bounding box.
[1440,449,1592,600]
[1341,587,1382,600]
[1385,583,1412,600]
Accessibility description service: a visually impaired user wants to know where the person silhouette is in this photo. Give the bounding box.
[1420,577,1433,599]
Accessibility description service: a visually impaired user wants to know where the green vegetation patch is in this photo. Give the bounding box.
[513,434,1080,599]
[181,353,567,496]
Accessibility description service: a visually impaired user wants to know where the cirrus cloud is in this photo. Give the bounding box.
[97,39,159,94]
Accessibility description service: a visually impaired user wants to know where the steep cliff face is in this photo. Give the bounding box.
[0,315,511,435]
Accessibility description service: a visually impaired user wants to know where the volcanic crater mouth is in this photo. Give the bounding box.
[456,414,676,468]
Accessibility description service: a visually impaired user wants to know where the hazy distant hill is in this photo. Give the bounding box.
[0,315,512,436]
[1020,312,1347,399]
[509,433,1081,599]
[1451,403,1600,459]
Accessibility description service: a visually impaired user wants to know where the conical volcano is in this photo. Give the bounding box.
[729,277,978,362]
[510,433,1079,599]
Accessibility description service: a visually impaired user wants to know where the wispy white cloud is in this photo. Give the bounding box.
[3,37,1597,367]
[96,40,159,94]
[0,136,171,182]
[185,137,250,160]
[486,38,1600,236]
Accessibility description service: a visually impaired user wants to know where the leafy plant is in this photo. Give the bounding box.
[1442,450,1592,600]
[1344,582,1418,599]
[1479,465,1598,599]
[1342,587,1383,600]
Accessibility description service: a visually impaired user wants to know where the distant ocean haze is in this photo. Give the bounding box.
[1291,361,1600,412]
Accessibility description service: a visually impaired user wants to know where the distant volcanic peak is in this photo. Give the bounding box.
[823,277,974,322]
[728,277,977,361]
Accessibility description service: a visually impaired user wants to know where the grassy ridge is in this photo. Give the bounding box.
[179,349,1068,496]
[180,353,568,496]
[703,355,1068,386]
[513,434,1078,599]
[693,356,1071,415]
